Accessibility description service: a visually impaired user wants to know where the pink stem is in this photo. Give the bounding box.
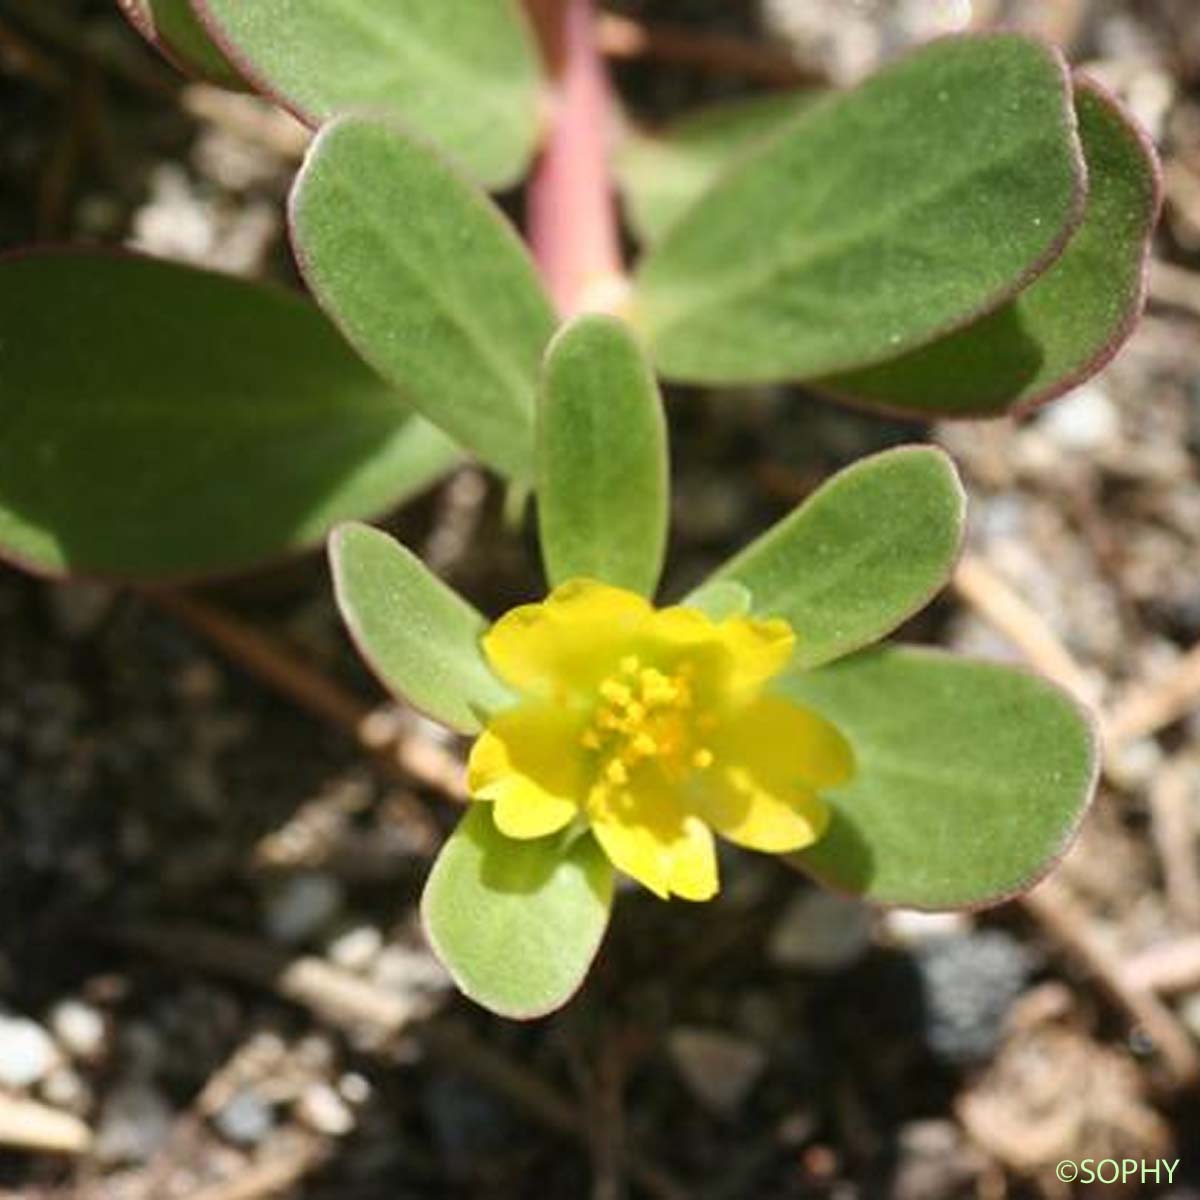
[527,0,628,318]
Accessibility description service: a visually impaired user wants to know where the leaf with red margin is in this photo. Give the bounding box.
[117,0,243,88]
[423,805,614,1020]
[0,251,460,582]
[782,646,1098,910]
[634,34,1087,385]
[192,0,543,190]
[818,75,1162,417]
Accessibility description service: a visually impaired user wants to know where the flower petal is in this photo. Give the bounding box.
[588,774,718,901]
[694,695,852,852]
[483,579,652,697]
[719,695,854,789]
[714,617,797,696]
[467,704,586,839]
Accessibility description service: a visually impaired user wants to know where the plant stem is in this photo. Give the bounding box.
[526,0,628,318]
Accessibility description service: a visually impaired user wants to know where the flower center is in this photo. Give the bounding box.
[580,655,715,789]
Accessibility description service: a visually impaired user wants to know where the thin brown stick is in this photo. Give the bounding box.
[1106,640,1200,749]
[1149,259,1200,319]
[1021,878,1200,1088]
[147,589,466,801]
[597,13,823,88]
[952,555,1100,706]
[1148,754,1200,926]
[0,1094,91,1155]
[1124,935,1200,996]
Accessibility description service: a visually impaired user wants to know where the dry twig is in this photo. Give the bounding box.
[1106,639,1200,749]
[1021,878,1200,1089]
[147,589,467,802]
[0,1094,92,1156]
[1147,754,1200,926]
[952,555,1101,706]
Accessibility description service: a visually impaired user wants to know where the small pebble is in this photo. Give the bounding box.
[95,1081,173,1164]
[767,889,873,971]
[50,999,107,1063]
[882,910,970,948]
[668,1028,767,1115]
[39,1065,93,1115]
[914,930,1034,1064]
[214,1088,275,1146]
[297,1081,355,1137]
[1037,382,1120,453]
[326,924,383,974]
[263,873,344,945]
[0,1016,60,1089]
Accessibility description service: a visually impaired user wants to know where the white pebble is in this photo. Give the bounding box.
[0,1016,60,1089]
[883,910,971,947]
[49,1000,106,1062]
[296,1082,355,1137]
[326,925,383,974]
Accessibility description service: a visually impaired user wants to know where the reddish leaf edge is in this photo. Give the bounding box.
[286,111,557,483]
[115,0,245,88]
[808,71,1164,424]
[784,645,1101,913]
[699,443,969,672]
[189,0,545,191]
[419,815,615,1022]
[0,245,460,586]
[644,30,1091,389]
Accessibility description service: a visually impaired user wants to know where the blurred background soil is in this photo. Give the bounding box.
[2,1,1200,1196]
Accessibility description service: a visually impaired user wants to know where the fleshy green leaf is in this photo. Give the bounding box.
[692,447,964,670]
[615,91,818,245]
[194,0,542,189]
[634,34,1085,384]
[684,579,753,621]
[329,523,512,734]
[820,75,1162,415]
[781,647,1098,909]
[0,252,459,581]
[538,315,668,596]
[118,0,243,87]
[422,805,615,1018]
[291,115,557,481]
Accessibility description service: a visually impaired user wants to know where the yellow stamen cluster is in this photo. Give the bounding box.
[580,655,714,790]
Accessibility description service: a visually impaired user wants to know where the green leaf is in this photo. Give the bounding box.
[330,523,512,734]
[693,447,964,670]
[194,0,542,189]
[538,315,668,596]
[820,75,1162,416]
[634,34,1085,384]
[781,646,1098,909]
[422,805,615,1018]
[118,0,243,87]
[292,116,557,481]
[615,91,819,245]
[684,579,752,621]
[0,252,460,581]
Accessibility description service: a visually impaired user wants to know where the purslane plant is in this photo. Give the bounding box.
[331,316,1096,1017]
[0,7,1160,578]
[0,3,1158,1016]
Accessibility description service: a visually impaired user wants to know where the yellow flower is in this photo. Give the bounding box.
[467,579,854,901]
